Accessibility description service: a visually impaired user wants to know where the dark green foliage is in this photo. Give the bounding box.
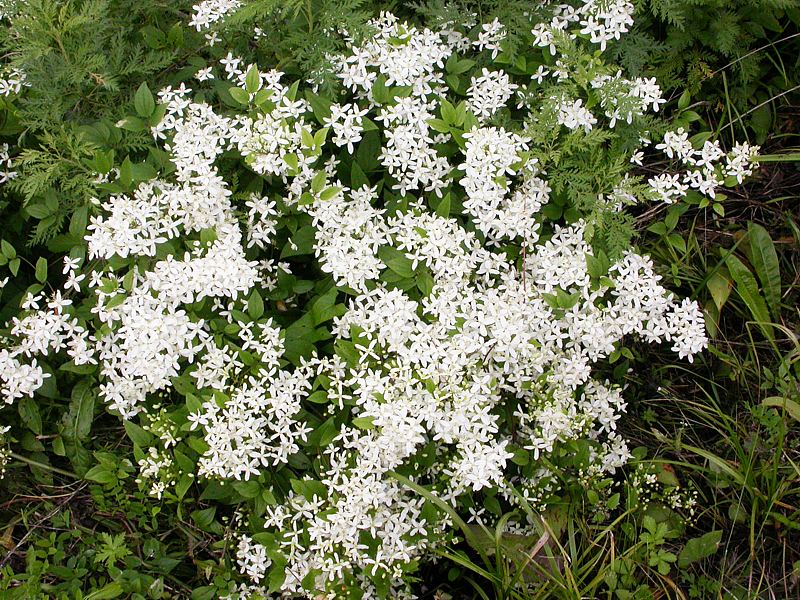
[0,0,193,243]
[3,0,181,130]
[217,0,382,91]
[621,0,800,142]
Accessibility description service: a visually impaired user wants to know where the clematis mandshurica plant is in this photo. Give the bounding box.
[0,1,758,597]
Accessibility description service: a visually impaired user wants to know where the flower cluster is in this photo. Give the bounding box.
[0,66,27,97]
[189,0,241,31]
[650,129,759,203]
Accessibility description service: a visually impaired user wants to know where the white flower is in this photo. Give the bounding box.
[474,18,505,59]
[64,272,86,293]
[531,65,550,84]
[648,173,688,204]
[21,292,41,311]
[725,142,759,183]
[323,103,369,153]
[236,535,272,583]
[195,66,214,81]
[656,128,693,162]
[466,68,517,121]
[0,143,17,183]
[189,0,241,31]
[556,98,597,133]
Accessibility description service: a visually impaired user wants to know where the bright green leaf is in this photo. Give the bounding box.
[35,257,47,283]
[678,530,723,567]
[134,82,155,118]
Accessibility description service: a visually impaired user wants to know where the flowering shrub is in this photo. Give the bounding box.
[0,1,758,597]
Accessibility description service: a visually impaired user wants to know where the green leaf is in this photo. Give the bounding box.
[84,582,124,599]
[318,418,338,447]
[726,254,774,340]
[191,507,217,531]
[647,222,667,236]
[667,233,686,253]
[378,246,414,278]
[84,465,116,485]
[245,65,260,94]
[26,203,52,219]
[306,391,328,404]
[427,118,451,133]
[371,74,391,104]
[446,57,475,75]
[119,157,133,188]
[677,90,691,111]
[1,239,15,259]
[355,130,381,172]
[116,116,148,132]
[63,379,95,441]
[416,269,434,297]
[300,127,314,149]
[283,153,298,172]
[134,82,155,118]
[35,363,57,398]
[435,193,451,218]
[69,206,89,237]
[706,272,732,311]
[678,530,722,567]
[747,222,781,320]
[18,396,42,435]
[35,257,47,284]
[351,161,369,189]
[280,225,316,258]
[762,396,800,423]
[586,252,609,279]
[59,361,97,375]
[353,416,375,430]
[304,91,332,124]
[334,339,360,367]
[286,80,300,101]
[311,169,327,194]
[150,103,168,127]
[123,420,153,446]
[310,286,341,326]
[509,446,529,465]
[664,204,688,231]
[441,99,457,125]
[229,87,250,105]
[268,555,288,593]
[319,186,341,201]
[130,162,156,183]
[233,479,261,499]
[191,587,216,600]
[176,474,193,499]
[247,290,264,320]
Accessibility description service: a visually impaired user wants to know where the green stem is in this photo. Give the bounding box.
[10,452,79,479]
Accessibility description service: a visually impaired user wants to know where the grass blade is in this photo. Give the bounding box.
[762,396,800,423]
[388,471,493,570]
